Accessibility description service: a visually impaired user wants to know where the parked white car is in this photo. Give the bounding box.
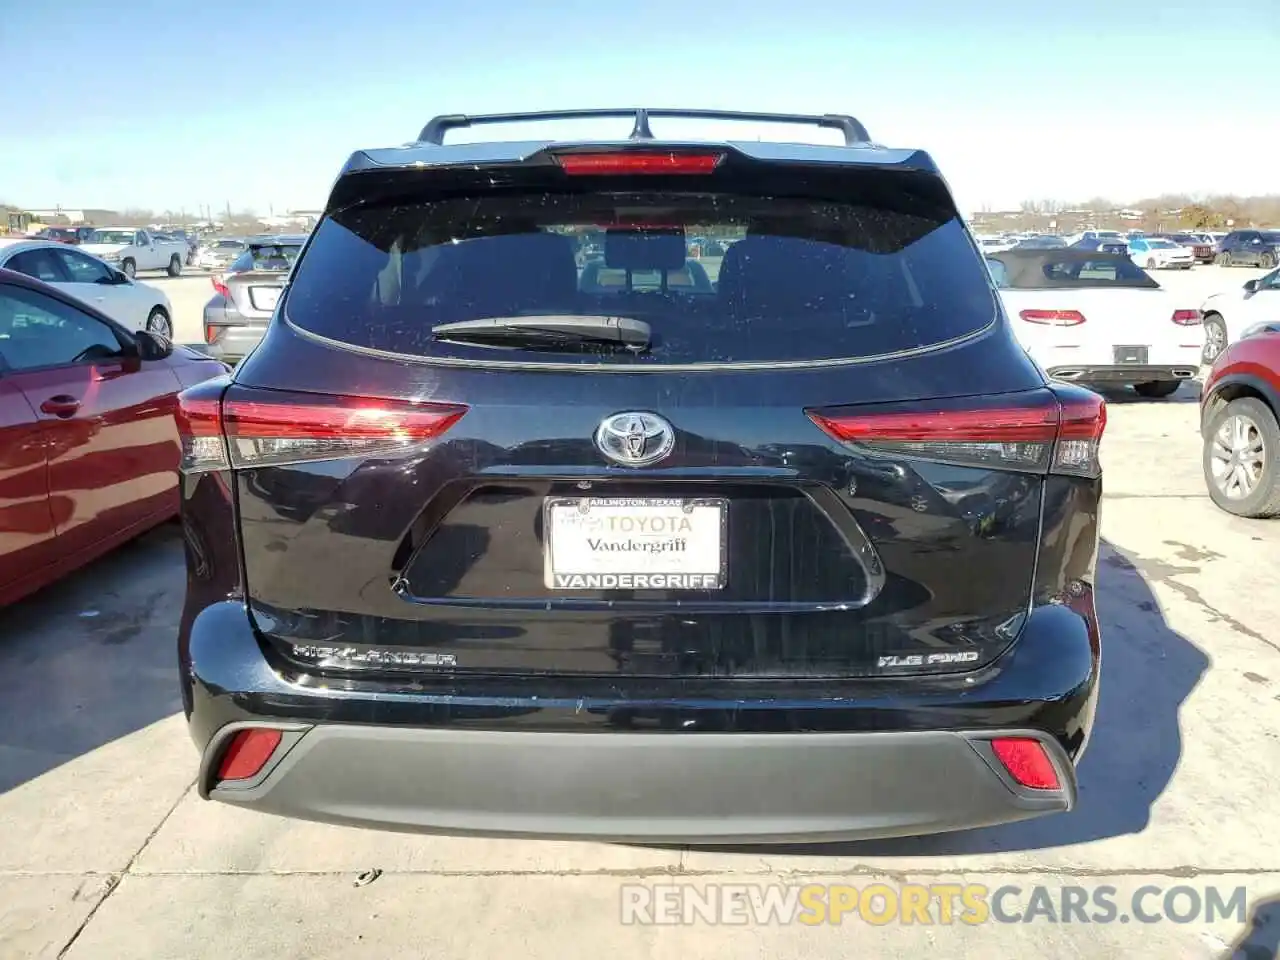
[195,237,250,271]
[975,235,1018,254]
[78,227,188,279]
[1200,266,1280,363]
[987,248,1203,398]
[1127,237,1195,270]
[0,239,175,337]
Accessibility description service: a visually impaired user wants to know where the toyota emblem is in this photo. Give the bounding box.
[594,412,675,466]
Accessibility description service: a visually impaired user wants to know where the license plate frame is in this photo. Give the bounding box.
[543,496,727,591]
[1113,344,1149,364]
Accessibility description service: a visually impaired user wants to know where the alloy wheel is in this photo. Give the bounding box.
[1210,414,1266,500]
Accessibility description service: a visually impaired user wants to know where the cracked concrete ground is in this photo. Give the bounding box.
[2,268,1279,958]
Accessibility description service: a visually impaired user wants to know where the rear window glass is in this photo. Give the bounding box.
[229,243,302,273]
[992,253,1159,289]
[284,190,996,366]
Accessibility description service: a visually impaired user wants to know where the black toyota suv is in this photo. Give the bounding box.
[176,108,1105,843]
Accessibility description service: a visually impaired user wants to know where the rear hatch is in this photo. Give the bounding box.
[220,240,303,319]
[210,141,1101,683]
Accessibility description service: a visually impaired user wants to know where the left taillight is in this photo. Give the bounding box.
[1020,309,1086,326]
[177,386,467,475]
[176,390,229,474]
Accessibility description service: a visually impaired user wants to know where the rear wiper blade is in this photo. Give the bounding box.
[431,315,651,349]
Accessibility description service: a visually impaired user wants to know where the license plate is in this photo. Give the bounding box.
[544,497,726,590]
[1113,345,1148,364]
[249,286,282,311]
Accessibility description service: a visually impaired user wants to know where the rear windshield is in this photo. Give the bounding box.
[991,254,1159,289]
[229,243,302,273]
[284,190,996,366]
[88,230,136,244]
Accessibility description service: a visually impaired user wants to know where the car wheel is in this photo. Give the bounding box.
[167,254,183,277]
[1133,380,1181,399]
[1261,252,1278,270]
[1146,257,1158,270]
[1202,313,1228,364]
[1203,397,1280,518]
[121,258,136,279]
[1214,252,1231,266]
[146,306,173,339]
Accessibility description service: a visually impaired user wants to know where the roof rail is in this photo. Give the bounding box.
[417,108,871,147]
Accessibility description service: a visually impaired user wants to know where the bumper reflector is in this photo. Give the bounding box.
[217,728,283,782]
[990,737,1061,790]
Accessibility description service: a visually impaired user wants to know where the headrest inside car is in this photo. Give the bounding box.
[604,228,687,272]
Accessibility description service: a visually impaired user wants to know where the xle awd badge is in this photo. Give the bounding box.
[878,651,980,669]
[595,412,675,466]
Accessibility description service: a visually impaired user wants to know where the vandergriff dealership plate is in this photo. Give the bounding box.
[543,497,727,590]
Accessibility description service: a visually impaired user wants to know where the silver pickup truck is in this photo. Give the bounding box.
[79,227,188,278]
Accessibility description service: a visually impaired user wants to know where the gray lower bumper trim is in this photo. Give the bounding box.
[207,725,1074,843]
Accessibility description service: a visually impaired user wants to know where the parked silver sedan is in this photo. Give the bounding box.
[201,235,306,360]
[194,236,250,271]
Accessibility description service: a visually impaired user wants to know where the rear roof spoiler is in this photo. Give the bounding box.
[417,108,872,147]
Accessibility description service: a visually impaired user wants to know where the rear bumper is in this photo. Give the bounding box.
[181,598,1098,843]
[202,721,1073,843]
[1048,364,1199,384]
[201,310,268,360]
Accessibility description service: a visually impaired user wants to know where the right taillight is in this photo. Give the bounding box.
[1171,309,1201,326]
[1020,309,1086,326]
[176,387,468,475]
[807,388,1105,478]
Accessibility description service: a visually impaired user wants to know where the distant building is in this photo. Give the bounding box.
[25,208,85,223]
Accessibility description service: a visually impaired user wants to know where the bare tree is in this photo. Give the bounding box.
[118,207,156,226]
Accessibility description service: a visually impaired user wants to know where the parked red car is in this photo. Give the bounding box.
[32,226,95,246]
[1200,325,1280,517]
[0,267,228,606]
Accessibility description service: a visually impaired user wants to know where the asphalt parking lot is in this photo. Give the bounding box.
[2,265,1279,958]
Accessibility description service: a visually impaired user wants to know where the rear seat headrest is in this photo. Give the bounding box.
[719,235,854,316]
[422,231,579,314]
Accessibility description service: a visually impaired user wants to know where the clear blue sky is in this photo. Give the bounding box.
[2,0,1275,216]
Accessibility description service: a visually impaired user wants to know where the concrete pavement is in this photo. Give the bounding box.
[2,279,1279,957]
